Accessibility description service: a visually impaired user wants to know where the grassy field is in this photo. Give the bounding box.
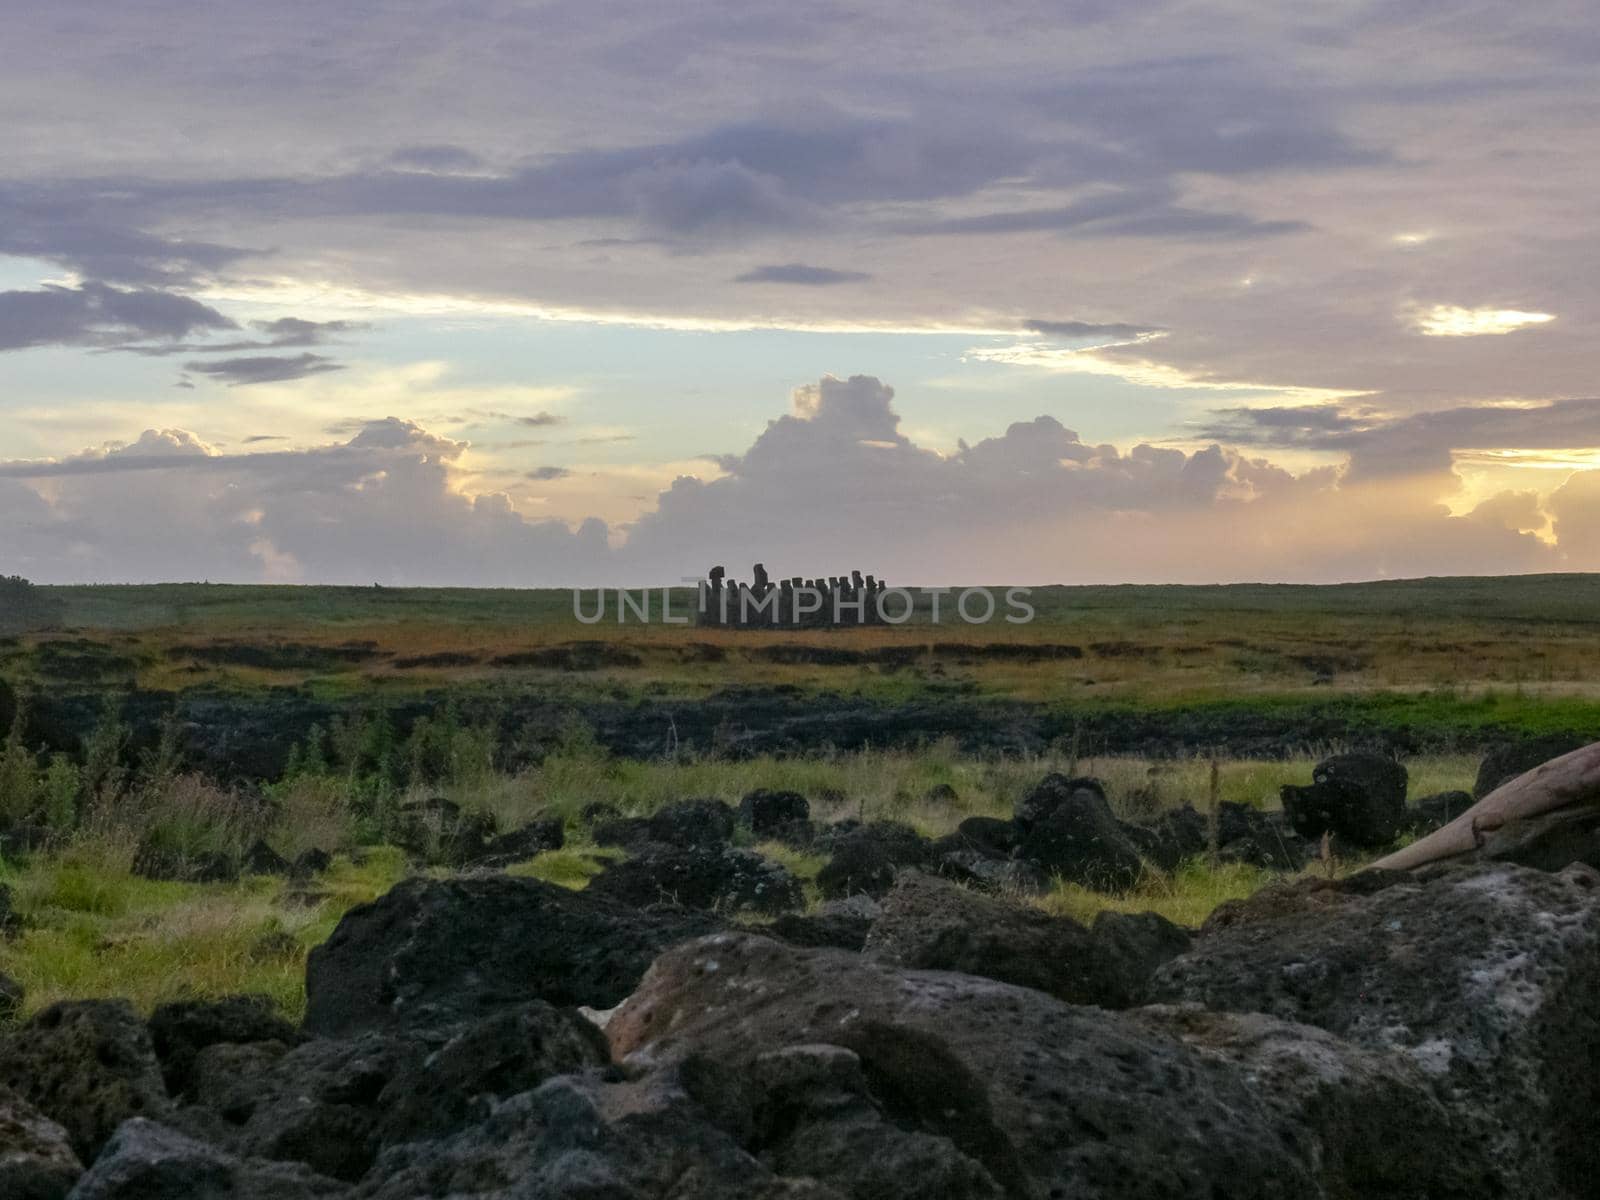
[0,741,1473,1021]
[0,575,1588,1021]
[6,576,1598,706]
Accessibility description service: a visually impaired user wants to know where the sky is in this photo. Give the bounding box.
[1,0,1597,586]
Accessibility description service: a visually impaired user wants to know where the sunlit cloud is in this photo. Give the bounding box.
[1413,305,1555,337]
[1456,448,1600,470]
[964,340,1364,403]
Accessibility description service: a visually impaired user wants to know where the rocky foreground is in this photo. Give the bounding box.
[5,763,1600,1198]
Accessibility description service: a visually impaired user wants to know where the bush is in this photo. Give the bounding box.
[0,576,64,635]
[0,704,39,825]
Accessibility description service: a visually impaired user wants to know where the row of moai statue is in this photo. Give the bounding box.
[696,563,893,628]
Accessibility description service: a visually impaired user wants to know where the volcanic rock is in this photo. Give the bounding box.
[587,846,805,916]
[0,1083,81,1200]
[67,1118,344,1200]
[0,1000,171,1162]
[1150,859,1600,1194]
[864,872,1188,1007]
[302,874,719,1038]
[1279,751,1407,848]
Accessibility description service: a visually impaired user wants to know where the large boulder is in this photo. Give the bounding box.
[1476,802,1600,874]
[468,817,565,866]
[815,822,932,899]
[181,1031,412,1181]
[1214,802,1306,870]
[864,872,1188,1007]
[0,1000,171,1162]
[1474,735,1591,798]
[354,1073,841,1200]
[1150,860,1600,1195]
[646,798,737,848]
[1012,782,1145,890]
[66,1119,344,1200]
[1119,803,1207,871]
[375,1000,609,1147]
[737,789,810,836]
[0,1084,81,1200]
[1011,773,1107,832]
[1403,789,1474,834]
[147,994,301,1098]
[302,874,719,1038]
[184,1000,606,1181]
[587,847,805,916]
[1279,752,1407,848]
[605,932,1491,1199]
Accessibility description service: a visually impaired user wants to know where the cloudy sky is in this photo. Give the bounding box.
[1,0,1596,585]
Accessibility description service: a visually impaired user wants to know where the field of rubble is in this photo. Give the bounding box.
[3,577,1600,1197]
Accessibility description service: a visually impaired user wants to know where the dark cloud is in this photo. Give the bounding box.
[1197,397,1600,482]
[0,186,254,286]
[0,282,235,351]
[734,263,872,285]
[903,185,1308,239]
[112,315,367,357]
[243,435,287,443]
[527,465,571,480]
[1027,56,1384,177]
[183,352,345,386]
[516,412,565,427]
[251,317,365,346]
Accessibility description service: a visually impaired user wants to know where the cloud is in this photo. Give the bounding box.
[0,418,611,585]
[619,374,1553,583]
[1412,306,1556,337]
[4,375,1595,585]
[0,283,235,351]
[1025,318,1163,342]
[111,315,367,357]
[902,185,1309,240]
[1197,396,1600,480]
[0,182,255,286]
[734,263,872,286]
[516,412,565,427]
[183,352,346,386]
[387,144,487,173]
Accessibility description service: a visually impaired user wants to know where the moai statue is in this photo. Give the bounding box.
[779,578,795,627]
[752,562,770,595]
[700,564,726,626]
[851,569,864,590]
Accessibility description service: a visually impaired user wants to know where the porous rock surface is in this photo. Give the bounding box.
[0,1083,82,1200]
[605,931,1489,1199]
[302,874,719,1037]
[1151,858,1600,1195]
[864,870,1189,1007]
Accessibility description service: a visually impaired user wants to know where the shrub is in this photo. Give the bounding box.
[0,576,64,635]
[0,704,39,825]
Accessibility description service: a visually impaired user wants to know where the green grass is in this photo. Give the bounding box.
[505,844,623,889]
[1036,859,1288,928]
[0,846,411,1022]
